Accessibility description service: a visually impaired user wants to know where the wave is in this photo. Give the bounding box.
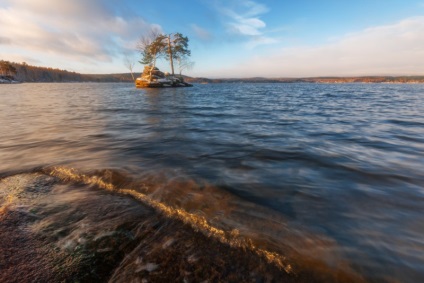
[43,166,293,273]
[0,166,367,282]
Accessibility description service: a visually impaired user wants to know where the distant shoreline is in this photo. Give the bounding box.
[5,78,424,84]
[184,76,424,84]
[2,60,424,84]
[3,75,424,84]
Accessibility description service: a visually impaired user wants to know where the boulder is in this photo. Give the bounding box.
[141,66,165,80]
[136,66,193,88]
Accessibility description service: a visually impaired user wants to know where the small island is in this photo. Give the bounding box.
[135,31,193,88]
[135,66,192,88]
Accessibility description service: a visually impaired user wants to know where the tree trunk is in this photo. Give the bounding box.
[149,61,155,82]
[167,35,175,76]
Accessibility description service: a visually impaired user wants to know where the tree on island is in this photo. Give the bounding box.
[138,28,167,81]
[177,55,194,76]
[123,53,136,81]
[137,29,192,81]
[166,33,191,76]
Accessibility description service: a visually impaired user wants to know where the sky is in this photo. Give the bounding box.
[0,0,423,77]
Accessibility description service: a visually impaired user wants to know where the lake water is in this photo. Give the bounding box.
[1,82,424,282]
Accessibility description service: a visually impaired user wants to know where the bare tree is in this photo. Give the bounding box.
[177,56,194,76]
[123,53,136,81]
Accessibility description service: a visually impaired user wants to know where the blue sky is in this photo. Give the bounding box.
[1,0,423,77]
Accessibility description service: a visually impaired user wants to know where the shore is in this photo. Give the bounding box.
[0,77,20,84]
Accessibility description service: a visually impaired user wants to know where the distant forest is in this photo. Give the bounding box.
[188,76,424,84]
[1,60,423,84]
[1,60,137,82]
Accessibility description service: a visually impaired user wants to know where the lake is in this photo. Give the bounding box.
[1,82,423,282]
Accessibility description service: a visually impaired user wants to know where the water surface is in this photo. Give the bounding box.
[1,82,424,282]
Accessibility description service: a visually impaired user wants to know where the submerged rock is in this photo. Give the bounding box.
[0,172,363,283]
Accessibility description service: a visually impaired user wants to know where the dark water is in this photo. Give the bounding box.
[1,82,424,282]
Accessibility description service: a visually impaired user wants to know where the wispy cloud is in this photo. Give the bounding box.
[0,0,159,65]
[245,36,279,49]
[191,24,213,41]
[0,37,11,45]
[217,17,424,77]
[213,0,278,47]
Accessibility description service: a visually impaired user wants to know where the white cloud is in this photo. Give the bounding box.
[230,20,264,36]
[218,17,424,77]
[222,1,267,36]
[0,0,160,67]
[214,0,277,47]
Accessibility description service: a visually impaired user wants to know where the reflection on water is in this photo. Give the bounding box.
[1,82,424,282]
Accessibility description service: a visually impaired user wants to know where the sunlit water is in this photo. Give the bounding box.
[1,82,424,282]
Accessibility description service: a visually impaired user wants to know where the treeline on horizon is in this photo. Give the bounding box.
[1,60,423,84]
[1,60,136,82]
[186,76,424,84]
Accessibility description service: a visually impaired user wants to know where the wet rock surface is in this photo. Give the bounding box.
[0,173,361,282]
[136,66,192,88]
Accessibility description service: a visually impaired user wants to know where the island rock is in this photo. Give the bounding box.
[135,66,192,88]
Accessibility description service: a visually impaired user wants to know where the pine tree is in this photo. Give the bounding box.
[138,29,167,81]
[138,30,192,79]
[166,33,191,76]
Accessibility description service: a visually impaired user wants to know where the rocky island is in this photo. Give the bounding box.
[135,31,194,88]
[135,66,192,88]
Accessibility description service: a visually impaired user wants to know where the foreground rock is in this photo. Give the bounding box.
[135,66,192,88]
[0,172,364,283]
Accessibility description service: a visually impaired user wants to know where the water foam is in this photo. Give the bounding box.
[45,166,293,273]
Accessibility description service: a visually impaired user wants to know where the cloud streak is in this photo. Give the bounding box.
[191,24,213,41]
[218,17,424,77]
[214,0,278,47]
[0,0,159,65]
[0,37,11,45]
